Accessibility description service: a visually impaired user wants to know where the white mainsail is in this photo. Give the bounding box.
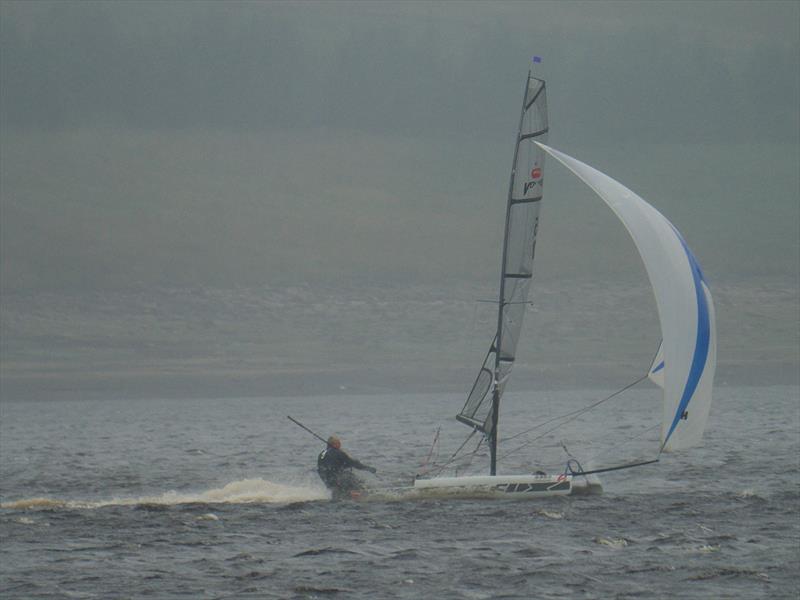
[536,143,717,452]
[457,74,548,444]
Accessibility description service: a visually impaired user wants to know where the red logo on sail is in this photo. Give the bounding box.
[531,167,542,180]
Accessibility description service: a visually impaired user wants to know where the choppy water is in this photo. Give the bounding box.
[1,385,798,599]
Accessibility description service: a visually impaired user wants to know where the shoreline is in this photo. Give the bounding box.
[2,360,796,402]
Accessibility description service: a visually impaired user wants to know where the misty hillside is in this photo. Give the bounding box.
[2,279,796,400]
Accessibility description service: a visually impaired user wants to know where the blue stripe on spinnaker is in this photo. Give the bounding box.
[663,228,711,448]
[651,361,665,374]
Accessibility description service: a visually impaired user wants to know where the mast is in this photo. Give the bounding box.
[490,71,532,476]
[456,68,547,475]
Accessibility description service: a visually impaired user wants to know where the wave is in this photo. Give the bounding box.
[0,478,329,510]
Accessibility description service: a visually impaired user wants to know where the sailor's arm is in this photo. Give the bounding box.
[347,455,377,474]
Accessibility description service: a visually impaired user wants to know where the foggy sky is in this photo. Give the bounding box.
[1,0,798,292]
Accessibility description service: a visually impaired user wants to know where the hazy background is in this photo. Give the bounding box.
[1,1,798,400]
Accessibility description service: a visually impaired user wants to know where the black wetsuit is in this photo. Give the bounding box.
[317,446,374,500]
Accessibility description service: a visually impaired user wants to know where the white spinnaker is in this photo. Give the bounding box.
[536,143,716,452]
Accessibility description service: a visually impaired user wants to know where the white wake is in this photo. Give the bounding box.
[1,478,329,510]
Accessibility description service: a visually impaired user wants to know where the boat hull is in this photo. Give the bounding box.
[349,473,585,502]
[414,474,572,497]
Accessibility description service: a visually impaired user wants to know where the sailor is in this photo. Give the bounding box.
[317,435,376,500]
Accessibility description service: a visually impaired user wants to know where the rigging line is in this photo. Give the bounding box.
[503,374,648,444]
[583,422,661,464]
[567,458,660,477]
[447,432,484,468]
[498,374,648,462]
[421,427,441,469]
[430,429,487,476]
[429,429,478,477]
[455,435,485,475]
[463,302,479,361]
[498,418,579,462]
[648,343,661,368]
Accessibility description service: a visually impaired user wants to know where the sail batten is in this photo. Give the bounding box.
[510,197,543,205]
[519,128,549,141]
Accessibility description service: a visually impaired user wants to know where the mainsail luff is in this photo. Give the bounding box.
[490,72,532,475]
[457,72,548,475]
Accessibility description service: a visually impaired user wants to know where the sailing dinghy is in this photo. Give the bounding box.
[396,69,717,500]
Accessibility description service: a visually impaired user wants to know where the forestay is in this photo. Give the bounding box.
[457,75,548,436]
[537,143,717,452]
